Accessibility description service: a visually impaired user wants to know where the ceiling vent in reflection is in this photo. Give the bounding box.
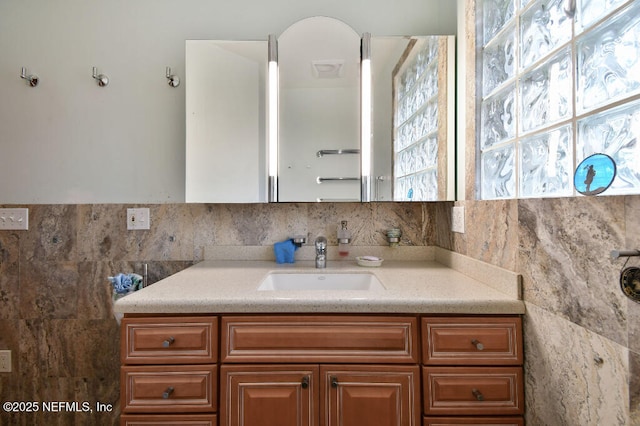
[311,60,345,78]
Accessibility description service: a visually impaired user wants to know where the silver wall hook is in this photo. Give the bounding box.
[92,67,109,87]
[166,67,180,87]
[20,67,39,87]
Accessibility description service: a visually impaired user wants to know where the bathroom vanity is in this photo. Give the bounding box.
[115,253,525,426]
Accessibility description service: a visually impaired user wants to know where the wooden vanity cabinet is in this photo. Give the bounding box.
[219,315,421,426]
[119,316,218,426]
[421,316,524,425]
[119,314,524,426]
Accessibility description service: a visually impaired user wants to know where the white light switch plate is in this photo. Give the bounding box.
[452,206,465,234]
[127,208,150,230]
[0,208,29,230]
[0,350,11,372]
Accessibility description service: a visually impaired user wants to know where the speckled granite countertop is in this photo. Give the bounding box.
[114,250,525,315]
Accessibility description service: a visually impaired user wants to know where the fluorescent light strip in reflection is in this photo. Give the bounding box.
[361,33,372,201]
[268,35,278,201]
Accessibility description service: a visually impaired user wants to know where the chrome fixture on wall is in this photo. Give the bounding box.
[611,249,640,303]
[20,67,39,87]
[166,67,180,87]
[610,249,640,259]
[92,67,109,87]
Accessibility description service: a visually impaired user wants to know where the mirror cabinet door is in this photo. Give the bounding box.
[371,35,455,202]
[185,40,268,203]
[277,17,362,202]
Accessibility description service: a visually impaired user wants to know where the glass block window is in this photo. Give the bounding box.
[478,0,640,199]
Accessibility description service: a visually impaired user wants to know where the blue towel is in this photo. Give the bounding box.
[274,239,299,264]
[108,273,144,294]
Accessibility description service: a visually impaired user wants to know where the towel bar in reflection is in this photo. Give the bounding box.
[316,149,360,157]
[316,177,360,184]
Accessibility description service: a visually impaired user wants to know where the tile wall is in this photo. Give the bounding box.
[444,197,640,425]
[0,202,432,425]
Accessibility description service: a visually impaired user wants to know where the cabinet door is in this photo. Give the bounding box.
[321,365,420,426]
[220,364,319,426]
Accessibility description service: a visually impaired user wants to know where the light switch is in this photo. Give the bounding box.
[127,208,150,230]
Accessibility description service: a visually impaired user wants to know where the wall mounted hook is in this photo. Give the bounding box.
[20,67,39,87]
[92,67,109,87]
[166,67,180,87]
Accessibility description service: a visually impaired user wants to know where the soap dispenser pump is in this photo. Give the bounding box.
[338,220,351,257]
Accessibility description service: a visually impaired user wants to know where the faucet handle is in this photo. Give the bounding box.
[292,235,306,247]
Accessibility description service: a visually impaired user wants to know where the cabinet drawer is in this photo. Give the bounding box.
[121,317,218,364]
[221,315,418,363]
[421,317,522,365]
[423,367,523,416]
[423,417,523,426]
[121,413,217,426]
[121,365,217,413]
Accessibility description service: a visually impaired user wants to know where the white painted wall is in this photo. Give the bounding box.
[0,0,456,203]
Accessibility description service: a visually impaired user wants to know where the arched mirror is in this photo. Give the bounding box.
[276,17,362,202]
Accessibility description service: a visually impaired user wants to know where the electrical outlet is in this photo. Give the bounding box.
[127,208,150,230]
[0,350,11,373]
[0,208,29,230]
[452,206,465,234]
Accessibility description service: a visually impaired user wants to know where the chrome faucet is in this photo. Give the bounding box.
[315,236,327,268]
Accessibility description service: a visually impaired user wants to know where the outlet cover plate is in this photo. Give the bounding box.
[127,208,150,230]
[0,350,11,373]
[452,206,465,234]
[0,208,29,230]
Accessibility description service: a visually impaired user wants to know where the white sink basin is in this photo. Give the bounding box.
[258,272,385,291]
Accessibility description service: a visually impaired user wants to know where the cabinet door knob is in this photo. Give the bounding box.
[330,376,338,388]
[472,388,484,401]
[471,339,484,351]
[301,376,309,389]
[162,337,175,348]
[163,386,175,399]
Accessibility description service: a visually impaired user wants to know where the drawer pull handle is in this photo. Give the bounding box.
[330,376,339,388]
[471,339,484,351]
[472,388,484,401]
[301,376,309,389]
[162,337,175,348]
[162,386,175,399]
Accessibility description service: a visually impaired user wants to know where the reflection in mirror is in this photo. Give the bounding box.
[277,17,362,202]
[185,40,268,203]
[370,36,455,201]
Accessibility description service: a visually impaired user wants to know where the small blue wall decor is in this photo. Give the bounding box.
[573,153,617,196]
